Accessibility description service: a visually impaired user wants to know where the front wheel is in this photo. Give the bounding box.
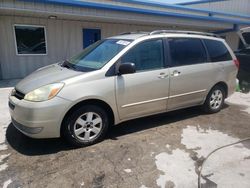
[62,105,109,147]
[202,86,225,114]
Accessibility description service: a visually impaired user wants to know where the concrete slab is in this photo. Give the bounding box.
[201,140,250,188]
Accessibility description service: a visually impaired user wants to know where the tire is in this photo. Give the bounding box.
[62,105,109,147]
[202,85,225,114]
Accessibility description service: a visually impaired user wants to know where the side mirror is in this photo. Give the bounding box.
[118,63,136,75]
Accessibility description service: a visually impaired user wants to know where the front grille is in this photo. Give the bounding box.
[14,89,25,100]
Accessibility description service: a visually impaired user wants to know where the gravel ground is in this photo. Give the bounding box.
[0,80,250,188]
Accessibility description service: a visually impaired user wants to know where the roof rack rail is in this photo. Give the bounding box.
[149,30,220,38]
[119,31,148,35]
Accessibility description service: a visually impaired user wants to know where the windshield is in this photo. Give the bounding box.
[65,39,132,71]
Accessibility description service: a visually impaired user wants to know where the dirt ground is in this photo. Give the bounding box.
[0,80,250,188]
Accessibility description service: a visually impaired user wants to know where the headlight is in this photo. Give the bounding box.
[24,83,64,102]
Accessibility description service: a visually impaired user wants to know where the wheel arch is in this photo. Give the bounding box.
[203,81,229,104]
[213,81,228,98]
[60,99,115,136]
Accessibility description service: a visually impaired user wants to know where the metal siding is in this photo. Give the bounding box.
[0,15,173,79]
[187,0,250,15]
[225,32,240,51]
[0,15,241,79]
[0,0,246,79]
[1,0,249,24]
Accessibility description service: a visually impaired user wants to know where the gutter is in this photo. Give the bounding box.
[117,0,250,19]
[178,0,227,6]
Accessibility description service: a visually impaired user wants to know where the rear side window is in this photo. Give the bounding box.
[203,39,232,62]
[169,38,207,66]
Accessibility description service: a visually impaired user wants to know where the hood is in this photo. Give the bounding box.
[16,63,83,94]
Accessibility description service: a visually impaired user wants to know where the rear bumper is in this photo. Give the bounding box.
[9,95,71,138]
[227,79,237,98]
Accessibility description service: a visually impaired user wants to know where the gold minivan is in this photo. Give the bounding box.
[9,30,238,146]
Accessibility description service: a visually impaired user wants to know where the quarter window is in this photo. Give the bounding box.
[169,38,207,66]
[121,39,164,71]
[14,25,47,55]
[203,39,232,62]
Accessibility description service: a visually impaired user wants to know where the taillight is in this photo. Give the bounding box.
[233,59,240,69]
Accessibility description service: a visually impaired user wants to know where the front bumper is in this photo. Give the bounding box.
[9,95,71,138]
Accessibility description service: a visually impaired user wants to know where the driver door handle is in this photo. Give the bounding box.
[158,72,168,79]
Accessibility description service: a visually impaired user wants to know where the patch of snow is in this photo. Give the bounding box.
[124,169,132,173]
[0,125,7,150]
[0,88,12,178]
[202,143,250,188]
[155,149,197,188]
[226,92,250,114]
[150,152,155,157]
[0,153,10,172]
[165,144,170,149]
[0,153,10,162]
[0,163,8,172]
[139,185,148,188]
[0,144,8,151]
[153,126,249,187]
[3,179,12,188]
[181,126,239,158]
[80,181,84,187]
[127,158,131,161]
[0,88,11,151]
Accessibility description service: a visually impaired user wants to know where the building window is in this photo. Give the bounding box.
[14,25,47,55]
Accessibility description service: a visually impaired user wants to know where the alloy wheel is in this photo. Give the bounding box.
[73,112,103,141]
[209,89,223,110]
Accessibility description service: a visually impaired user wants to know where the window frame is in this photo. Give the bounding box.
[118,38,167,74]
[13,24,48,56]
[167,37,209,67]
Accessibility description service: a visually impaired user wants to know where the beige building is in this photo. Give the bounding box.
[0,0,249,79]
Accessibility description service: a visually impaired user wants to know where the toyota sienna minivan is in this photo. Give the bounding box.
[9,30,238,146]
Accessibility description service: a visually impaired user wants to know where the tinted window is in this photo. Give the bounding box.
[242,32,250,45]
[169,38,207,66]
[239,32,250,49]
[204,39,232,62]
[121,39,164,71]
[14,25,47,55]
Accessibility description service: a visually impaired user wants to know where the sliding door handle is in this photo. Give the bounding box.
[171,70,181,77]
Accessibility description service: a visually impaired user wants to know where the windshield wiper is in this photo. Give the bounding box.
[61,60,75,70]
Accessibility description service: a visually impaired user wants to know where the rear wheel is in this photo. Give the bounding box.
[62,105,109,147]
[203,85,225,114]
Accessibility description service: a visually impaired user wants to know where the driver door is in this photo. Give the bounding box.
[115,39,170,120]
